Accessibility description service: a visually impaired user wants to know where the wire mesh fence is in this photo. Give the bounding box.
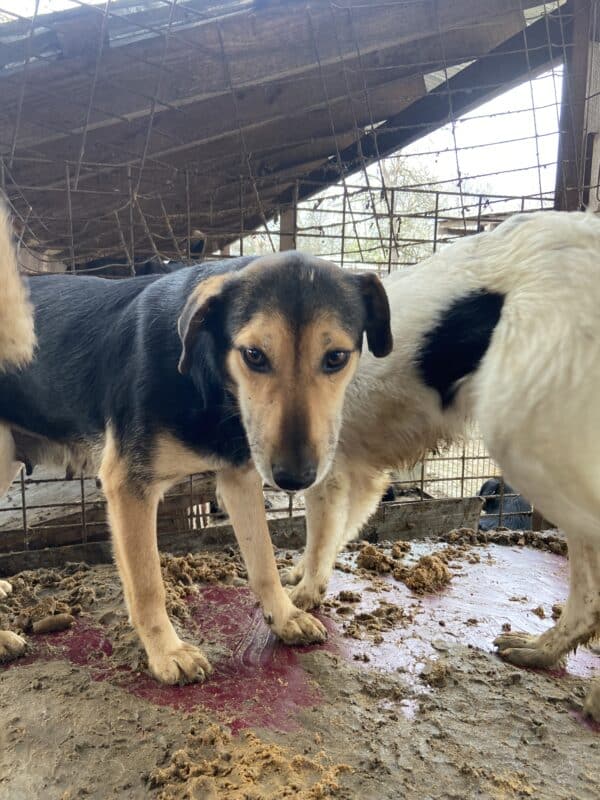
[1,0,589,552]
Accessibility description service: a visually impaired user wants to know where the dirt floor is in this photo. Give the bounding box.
[0,530,598,799]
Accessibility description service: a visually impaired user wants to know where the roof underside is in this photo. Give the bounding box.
[0,0,573,266]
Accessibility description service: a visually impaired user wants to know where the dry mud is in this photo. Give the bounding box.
[0,534,598,799]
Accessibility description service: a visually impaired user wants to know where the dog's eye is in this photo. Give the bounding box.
[241,347,270,372]
[322,350,351,373]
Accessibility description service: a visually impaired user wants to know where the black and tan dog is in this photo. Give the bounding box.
[0,239,392,684]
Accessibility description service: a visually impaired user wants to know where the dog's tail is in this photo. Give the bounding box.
[0,203,35,369]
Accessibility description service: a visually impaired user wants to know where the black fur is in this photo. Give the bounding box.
[416,290,504,407]
[0,252,391,485]
[478,478,532,531]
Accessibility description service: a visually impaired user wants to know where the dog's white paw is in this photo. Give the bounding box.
[0,579,13,599]
[280,560,305,587]
[0,629,26,662]
[286,580,327,611]
[494,630,560,669]
[583,681,600,723]
[148,641,213,685]
[271,607,327,646]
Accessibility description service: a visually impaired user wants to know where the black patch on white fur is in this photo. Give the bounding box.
[417,290,504,407]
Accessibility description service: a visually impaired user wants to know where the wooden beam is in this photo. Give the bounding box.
[279,182,297,251]
[555,0,592,210]
[6,10,518,189]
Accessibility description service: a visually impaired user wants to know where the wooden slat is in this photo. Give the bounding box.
[0,496,483,576]
[5,10,519,184]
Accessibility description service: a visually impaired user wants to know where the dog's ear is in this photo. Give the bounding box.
[355,272,393,357]
[177,274,229,375]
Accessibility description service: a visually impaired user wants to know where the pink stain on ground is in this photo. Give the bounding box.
[3,543,598,733]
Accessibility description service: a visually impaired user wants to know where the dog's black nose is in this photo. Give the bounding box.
[271,464,317,492]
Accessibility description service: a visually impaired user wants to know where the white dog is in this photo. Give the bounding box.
[0,204,35,661]
[284,210,600,721]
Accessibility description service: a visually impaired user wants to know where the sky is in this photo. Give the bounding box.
[401,67,563,201]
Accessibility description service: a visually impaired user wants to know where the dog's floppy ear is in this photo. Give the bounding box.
[355,272,393,357]
[177,274,229,375]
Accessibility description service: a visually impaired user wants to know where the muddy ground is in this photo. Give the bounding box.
[0,531,598,799]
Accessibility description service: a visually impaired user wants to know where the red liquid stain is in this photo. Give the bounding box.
[2,544,598,733]
[115,586,328,732]
[3,586,329,733]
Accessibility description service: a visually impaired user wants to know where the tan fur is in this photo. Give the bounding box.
[152,432,223,485]
[0,204,36,370]
[98,428,326,684]
[216,464,326,644]
[226,311,358,486]
[99,428,212,684]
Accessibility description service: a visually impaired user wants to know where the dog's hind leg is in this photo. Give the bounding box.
[217,464,327,645]
[495,531,600,668]
[99,433,212,684]
[0,424,21,496]
[287,462,388,610]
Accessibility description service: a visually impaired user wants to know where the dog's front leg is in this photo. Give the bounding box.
[285,464,389,610]
[100,446,211,684]
[217,464,327,645]
[281,469,350,610]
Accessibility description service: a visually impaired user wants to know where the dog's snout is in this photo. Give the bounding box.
[271,463,317,492]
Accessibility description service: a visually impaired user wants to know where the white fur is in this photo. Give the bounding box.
[285,210,600,720]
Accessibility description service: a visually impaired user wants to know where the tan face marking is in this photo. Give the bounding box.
[226,311,359,489]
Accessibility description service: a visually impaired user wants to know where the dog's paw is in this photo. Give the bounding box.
[583,682,600,723]
[494,631,559,669]
[148,642,213,685]
[272,608,327,646]
[0,579,13,599]
[286,580,326,611]
[0,629,26,662]
[280,560,305,587]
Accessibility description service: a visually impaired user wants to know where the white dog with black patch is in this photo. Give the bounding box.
[283,210,600,721]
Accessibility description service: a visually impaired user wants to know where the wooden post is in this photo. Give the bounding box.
[583,20,600,210]
[555,0,592,210]
[279,183,298,251]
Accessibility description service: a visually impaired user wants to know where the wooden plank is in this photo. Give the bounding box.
[0,496,483,576]
[555,0,591,210]
[360,497,483,543]
[6,5,514,189]
[0,0,527,200]
[4,5,558,263]
[7,68,427,190]
[0,0,538,128]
